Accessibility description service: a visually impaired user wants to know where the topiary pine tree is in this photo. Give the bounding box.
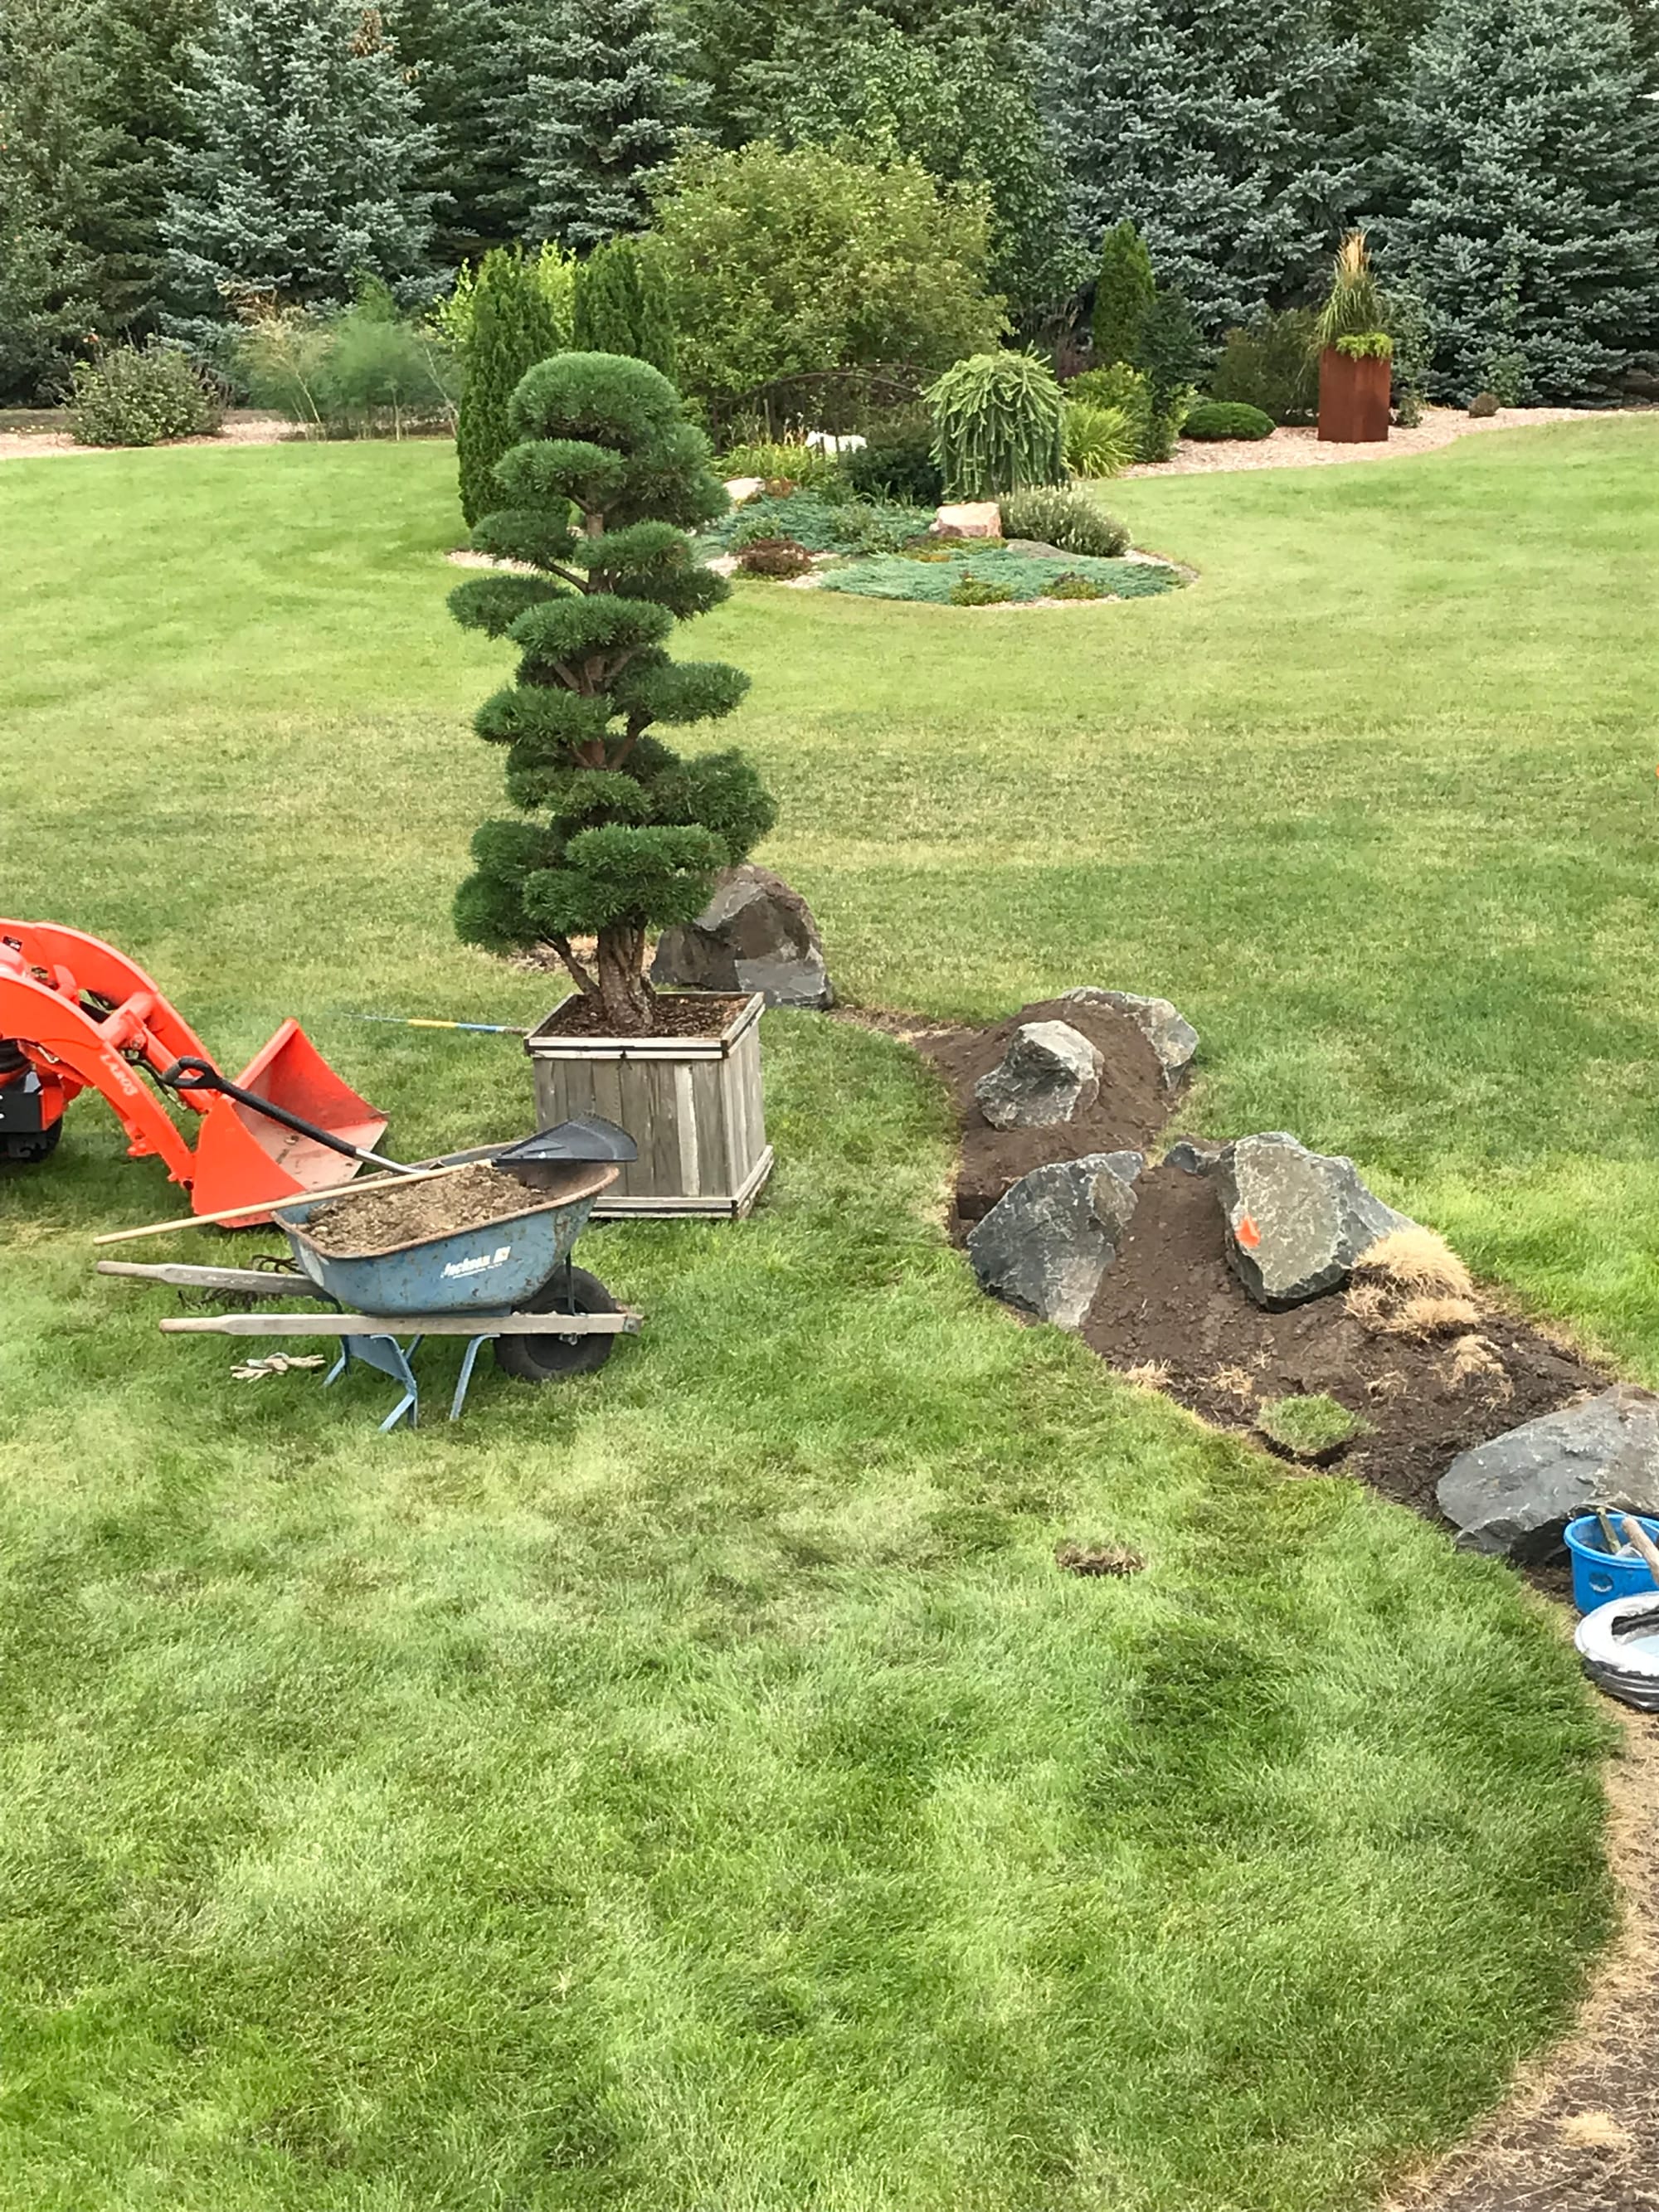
[1091,218,1155,365]
[571,236,676,376]
[450,352,772,1034]
[162,0,437,349]
[1379,0,1659,399]
[455,245,561,527]
[523,0,703,251]
[1042,0,1361,333]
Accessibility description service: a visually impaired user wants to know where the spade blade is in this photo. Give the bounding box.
[496,1116,640,1165]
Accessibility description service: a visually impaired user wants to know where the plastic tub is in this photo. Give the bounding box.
[1564,1513,1659,1613]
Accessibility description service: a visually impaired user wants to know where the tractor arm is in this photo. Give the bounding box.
[0,965,198,1185]
[0,921,216,1106]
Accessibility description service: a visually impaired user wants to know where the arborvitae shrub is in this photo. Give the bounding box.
[1091,219,1155,366]
[572,236,676,376]
[455,246,560,527]
[998,486,1130,557]
[1181,400,1275,440]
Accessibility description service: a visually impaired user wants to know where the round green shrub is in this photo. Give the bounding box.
[69,343,222,447]
[950,574,1015,606]
[842,416,943,505]
[998,486,1130,559]
[1181,401,1275,442]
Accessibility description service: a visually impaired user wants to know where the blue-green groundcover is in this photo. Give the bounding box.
[819,547,1181,604]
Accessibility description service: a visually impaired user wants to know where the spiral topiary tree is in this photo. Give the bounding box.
[450,351,773,1035]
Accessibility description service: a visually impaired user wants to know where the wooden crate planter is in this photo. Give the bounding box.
[524,991,771,1220]
[1317,348,1391,443]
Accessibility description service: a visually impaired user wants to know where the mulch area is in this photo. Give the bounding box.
[914,996,1607,1519]
[536,990,751,1040]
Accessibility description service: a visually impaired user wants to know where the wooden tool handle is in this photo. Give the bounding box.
[1619,1514,1659,1580]
[91,1160,470,1246]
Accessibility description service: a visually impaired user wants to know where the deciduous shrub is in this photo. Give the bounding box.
[450,351,771,1035]
[737,537,815,578]
[1063,398,1136,476]
[999,485,1130,557]
[1068,361,1155,459]
[240,289,460,443]
[1182,400,1275,440]
[841,416,943,504]
[1209,309,1318,424]
[927,351,1064,498]
[69,343,222,446]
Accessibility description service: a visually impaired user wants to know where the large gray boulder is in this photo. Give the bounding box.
[1214,1130,1413,1307]
[974,1020,1102,1130]
[650,864,831,1009]
[966,1152,1143,1330]
[1438,1388,1659,1563]
[1061,987,1198,1089]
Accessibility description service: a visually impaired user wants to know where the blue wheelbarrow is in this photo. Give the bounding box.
[100,1124,642,1430]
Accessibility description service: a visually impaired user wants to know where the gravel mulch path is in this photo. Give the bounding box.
[0,410,294,460]
[1123,404,1622,477]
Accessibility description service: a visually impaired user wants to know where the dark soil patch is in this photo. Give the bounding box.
[917,996,1173,1229]
[538,991,751,1041]
[301,1163,549,1257]
[1082,1162,1607,1515]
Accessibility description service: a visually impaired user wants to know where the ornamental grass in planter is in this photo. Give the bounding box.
[450,350,779,1216]
[1314,233,1394,444]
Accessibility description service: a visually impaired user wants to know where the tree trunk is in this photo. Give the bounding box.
[595,927,654,1034]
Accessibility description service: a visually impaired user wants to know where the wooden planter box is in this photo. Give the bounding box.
[524,991,771,1220]
[1317,348,1391,443]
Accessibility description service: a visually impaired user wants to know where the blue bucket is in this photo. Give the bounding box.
[1564,1514,1659,1614]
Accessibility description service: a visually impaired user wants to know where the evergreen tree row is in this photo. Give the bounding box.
[0,0,1654,405]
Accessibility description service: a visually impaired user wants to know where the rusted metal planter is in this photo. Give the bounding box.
[1317,348,1391,443]
[524,991,771,1220]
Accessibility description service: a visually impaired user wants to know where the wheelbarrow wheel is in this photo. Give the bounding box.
[494,1266,619,1383]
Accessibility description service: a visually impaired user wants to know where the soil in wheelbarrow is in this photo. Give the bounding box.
[917,995,1174,1232]
[303,1164,548,1258]
[1079,1161,1608,1518]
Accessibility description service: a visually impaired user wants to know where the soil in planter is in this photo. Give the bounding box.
[302,1163,547,1257]
[917,996,1174,1230]
[1081,1162,1607,1515]
[540,992,751,1040]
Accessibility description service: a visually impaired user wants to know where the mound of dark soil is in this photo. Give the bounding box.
[1085,1162,1605,1514]
[918,996,1171,1228]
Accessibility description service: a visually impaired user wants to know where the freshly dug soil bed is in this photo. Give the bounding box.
[539,991,751,1040]
[918,996,1173,1228]
[302,1163,547,1257]
[1082,1163,1607,1514]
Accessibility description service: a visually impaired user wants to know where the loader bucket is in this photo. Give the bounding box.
[187,1020,389,1221]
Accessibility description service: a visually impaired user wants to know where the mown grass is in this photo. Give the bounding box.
[0,422,1648,2210]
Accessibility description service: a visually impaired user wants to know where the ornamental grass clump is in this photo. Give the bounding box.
[1314,231,1389,352]
[927,352,1065,498]
[450,352,774,1036]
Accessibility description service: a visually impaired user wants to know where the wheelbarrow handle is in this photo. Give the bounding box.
[158,1056,419,1175]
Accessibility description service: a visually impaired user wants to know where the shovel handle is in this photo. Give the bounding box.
[158,1057,418,1174]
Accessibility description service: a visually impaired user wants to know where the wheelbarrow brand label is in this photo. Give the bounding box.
[441,1244,513,1279]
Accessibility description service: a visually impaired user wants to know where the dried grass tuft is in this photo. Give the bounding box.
[1120,1360,1172,1392]
[1355,1225,1474,1299]
[1390,1292,1482,1339]
[1204,1364,1258,1401]
[1446,1333,1513,1401]
[1344,1281,1390,1330]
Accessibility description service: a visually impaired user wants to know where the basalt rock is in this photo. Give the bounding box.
[1438,1388,1659,1563]
[974,1020,1102,1130]
[1060,988,1198,1090]
[966,1152,1143,1330]
[650,864,831,1010]
[1213,1130,1413,1307]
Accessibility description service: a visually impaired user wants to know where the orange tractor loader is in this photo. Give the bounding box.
[0,922,388,1218]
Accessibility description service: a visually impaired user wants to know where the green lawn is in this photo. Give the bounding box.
[1,421,1651,2210]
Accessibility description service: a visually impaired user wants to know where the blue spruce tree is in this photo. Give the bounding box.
[523,0,703,251]
[1040,0,1360,333]
[163,0,437,345]
[1380,0,1659,398]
